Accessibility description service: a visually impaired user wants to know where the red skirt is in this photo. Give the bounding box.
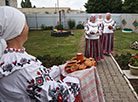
[85,38,104,61]
[102,33,114,54]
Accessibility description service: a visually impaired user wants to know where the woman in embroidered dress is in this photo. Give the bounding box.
[102,13,116,55]
[84,14,104,62]
[97,14,104,44]
[0,6,80,102]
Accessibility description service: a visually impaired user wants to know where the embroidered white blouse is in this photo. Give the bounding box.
[102,19,116,34]
[84,21,101,40]
[0,48,80,102]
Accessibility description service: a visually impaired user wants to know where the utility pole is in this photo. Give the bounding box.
[57,0,59,13]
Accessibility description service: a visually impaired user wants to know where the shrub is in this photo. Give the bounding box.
[76,24,84,29]
[45,26,53,30]
[129,53,138,66]
[37,55,66,68]
[55,24,63,30]
[68,19,76,29]
[115,53,131,70]
[41,24,53,30]
[41,24,45,30]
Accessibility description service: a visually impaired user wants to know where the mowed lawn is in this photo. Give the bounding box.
[24,29,84,59]
[24,29,138,59]
[114,30,138,55]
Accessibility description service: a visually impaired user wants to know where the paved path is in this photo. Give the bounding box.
[78,35,138,102]
[97,55,138,102]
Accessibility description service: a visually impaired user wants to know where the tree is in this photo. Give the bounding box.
[21,0,32,8]
[33,5,36,8]
[122,0,138,13]
[21,0,25,8]
[84,0,123,13]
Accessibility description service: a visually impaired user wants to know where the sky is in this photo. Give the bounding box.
[17,0,88,11]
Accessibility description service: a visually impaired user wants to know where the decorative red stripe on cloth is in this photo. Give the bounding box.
[81,78,96,90]
[96,79,101,85]
[81,79,101,91]
[90,95,98,102]
[83,91,104,101]
[83,88,97,99]
[98,91,104,97]
[80,68,96,81]
[90,94,104,102]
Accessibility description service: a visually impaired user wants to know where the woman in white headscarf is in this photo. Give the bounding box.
[0,6,80,102]
[102,13,116,55]
[84,14,104,62]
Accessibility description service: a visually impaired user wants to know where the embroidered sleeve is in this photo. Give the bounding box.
[84,24,90,35]
[112,21,116,30]
[0,58,38,77]
[26,67,80,102]
[49,66,61,79]
[101,22,104,31]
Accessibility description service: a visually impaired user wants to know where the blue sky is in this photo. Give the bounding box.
[17,0,88,10]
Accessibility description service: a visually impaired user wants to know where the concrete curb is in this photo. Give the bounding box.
[110,54,138,100]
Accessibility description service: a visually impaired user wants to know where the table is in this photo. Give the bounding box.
[60,64,105,102]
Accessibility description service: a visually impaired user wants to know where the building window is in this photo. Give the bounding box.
[5,0,10,6]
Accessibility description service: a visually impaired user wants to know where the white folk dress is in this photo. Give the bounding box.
[102,19,116,54]
[84,21,104,61]
[0,48,80,102]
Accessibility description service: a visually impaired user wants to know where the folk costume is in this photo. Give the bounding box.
[0,6,80,102]
[97,14,104,43]
[102,13,116,54]
[84,15,104,61]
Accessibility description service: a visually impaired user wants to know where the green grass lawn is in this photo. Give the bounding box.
[114,30,138,55]
[24,29,138,59]
[24,30,84,59]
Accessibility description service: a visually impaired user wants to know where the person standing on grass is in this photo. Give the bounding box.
[102,13,116,55]
[0,6,80,102]
[84,14,104,62]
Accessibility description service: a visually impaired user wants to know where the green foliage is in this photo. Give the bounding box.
[76,24,84,29]
[114,30,138,55]
[33,5,36,8]
[21,0,32,8]
[45,12,49,14]
[24,30,83,59]
[129,54,138,66]
[37,55,66,68]
[122,0,138,13]
[115,53,131,70]
[5,0,10,6]
[84,0,123,13]
[41,24,53,30]
[55,25,63,30]
[68,19,76,29]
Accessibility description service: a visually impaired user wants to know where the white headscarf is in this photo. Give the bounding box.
[0,6,25,57]
[90,14,96,19]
